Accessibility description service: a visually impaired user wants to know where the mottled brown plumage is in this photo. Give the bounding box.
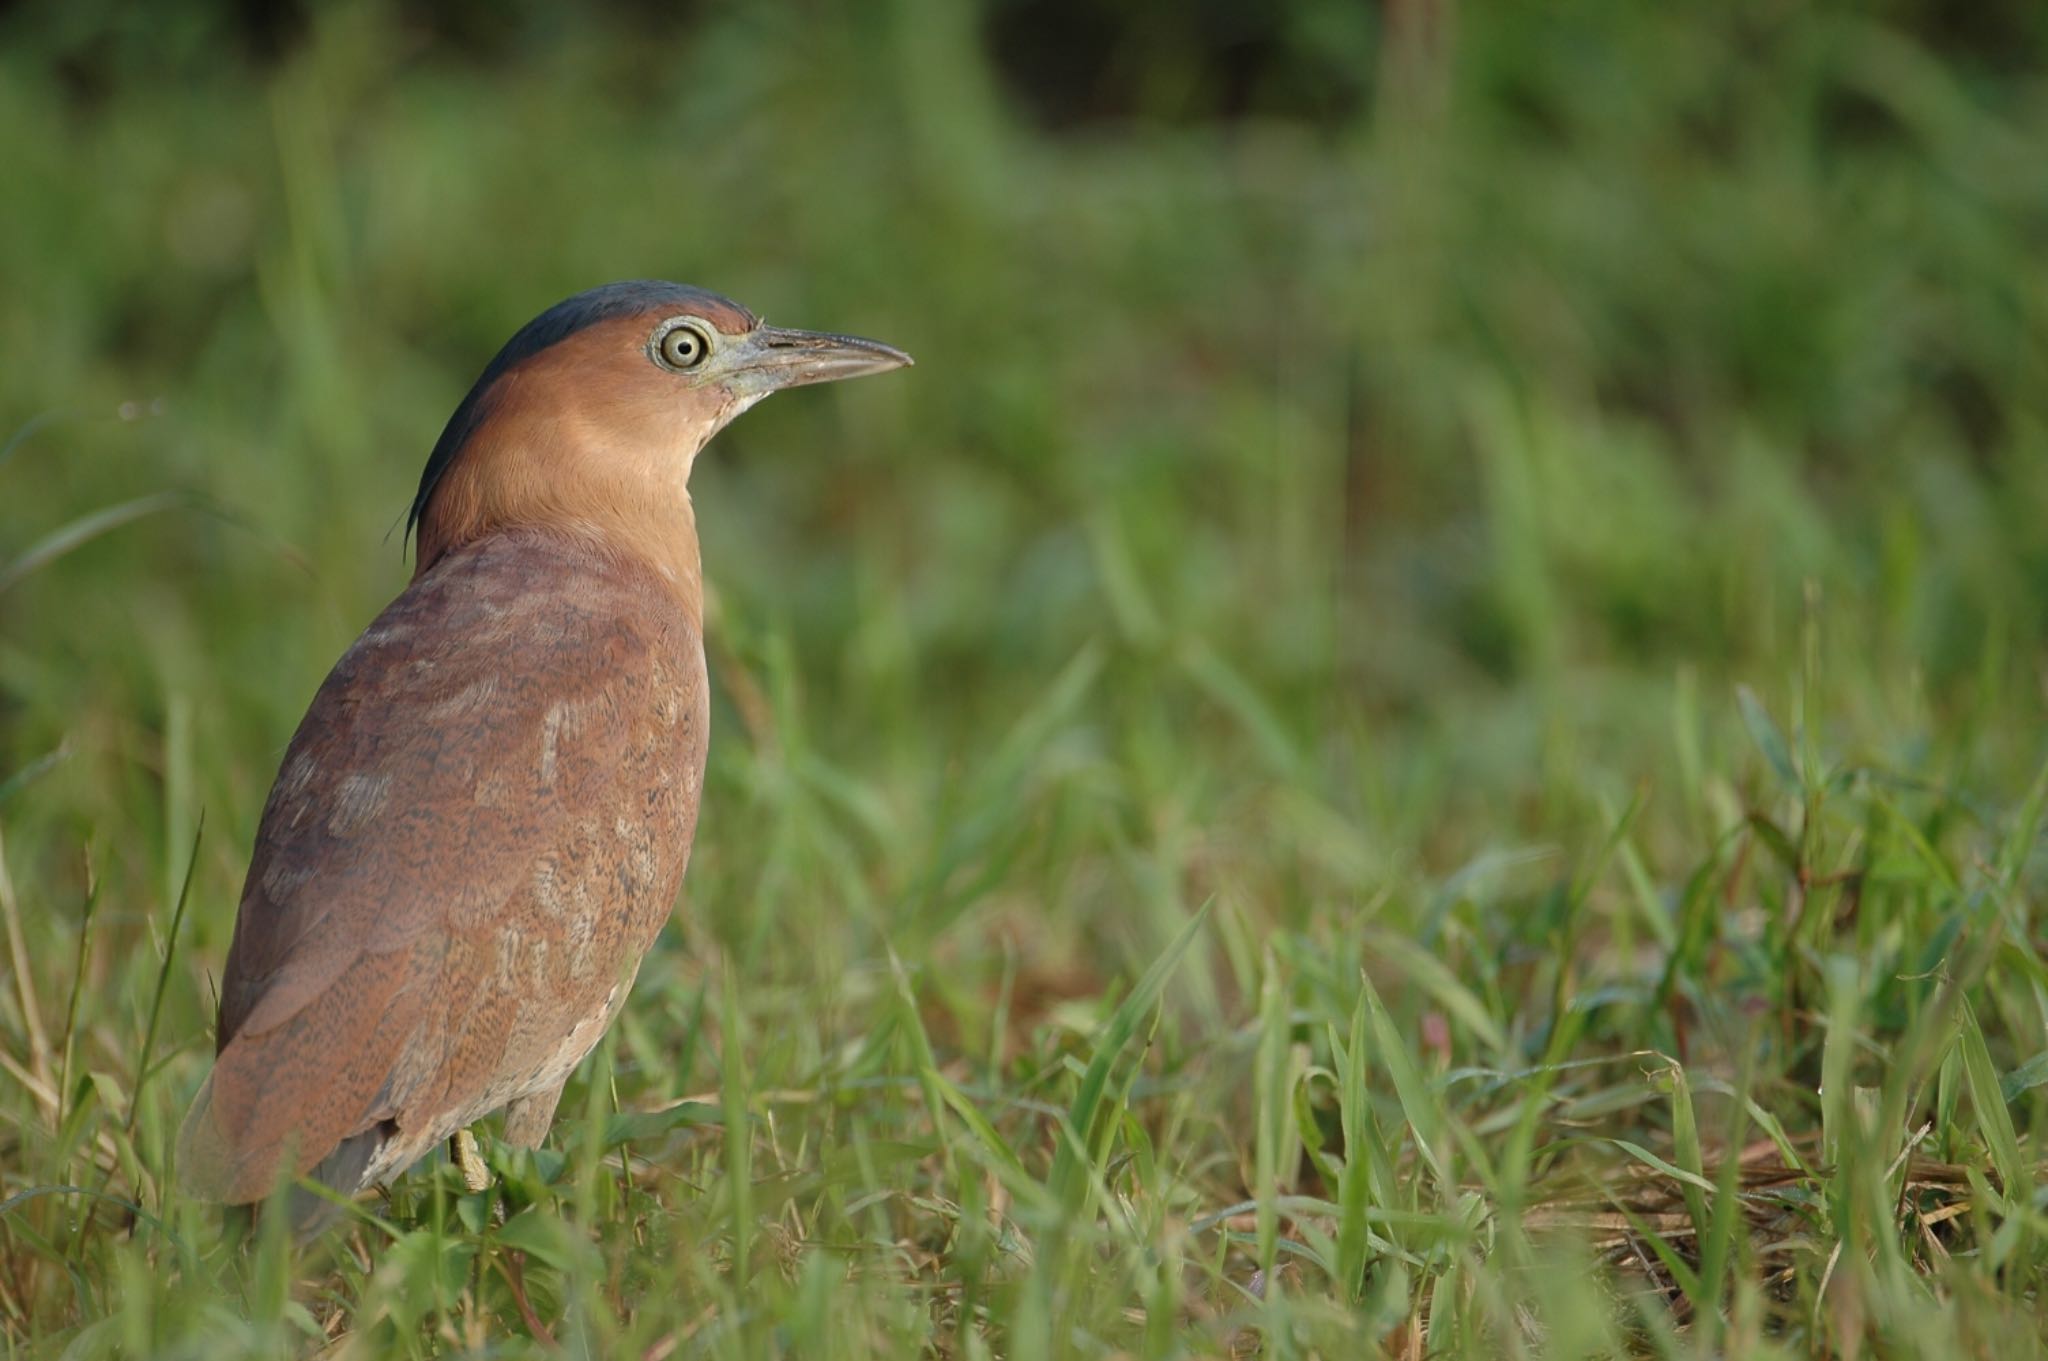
[177,281,908,1212]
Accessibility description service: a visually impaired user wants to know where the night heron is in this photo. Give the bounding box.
[177,281,910,1221]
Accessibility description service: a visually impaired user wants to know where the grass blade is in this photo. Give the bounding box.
[1047,902,1210,1214]
[0,493,185,596]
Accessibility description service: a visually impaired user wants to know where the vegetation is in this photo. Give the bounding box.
[4,2,2048,1355]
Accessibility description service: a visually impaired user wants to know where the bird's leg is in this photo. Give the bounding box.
[500,1081,566,1149]
[495,1081,568,1345]
[451,1128,491,1193]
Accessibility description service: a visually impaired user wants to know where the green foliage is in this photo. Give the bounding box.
[4,0,2048,1355]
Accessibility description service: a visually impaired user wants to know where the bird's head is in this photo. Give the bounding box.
[408,280,910,585]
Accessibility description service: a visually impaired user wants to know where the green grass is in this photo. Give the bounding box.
[5,1,2048,1355]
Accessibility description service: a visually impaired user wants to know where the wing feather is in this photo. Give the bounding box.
[180,531,707,1202]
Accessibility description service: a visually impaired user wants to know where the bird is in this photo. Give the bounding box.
[176,280,910,1220]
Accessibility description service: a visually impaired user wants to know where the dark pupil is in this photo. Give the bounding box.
[671,332,698,362]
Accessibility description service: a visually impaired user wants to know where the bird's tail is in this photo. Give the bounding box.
[175,1071,384,1237]
[173,1071,241,1203]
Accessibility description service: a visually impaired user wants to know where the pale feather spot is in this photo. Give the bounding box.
[326,773,391,837]
[533,859,567,919]
[613,817,659,892]
[538,699,591,788]
[538,704,564,787]
[277,753,320,829]
[279,753,319,798]
[495,926,522,988]
[425,676,499,721]
[565,911,596,980]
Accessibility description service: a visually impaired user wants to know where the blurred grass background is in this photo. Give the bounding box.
[3,0,2048,1356]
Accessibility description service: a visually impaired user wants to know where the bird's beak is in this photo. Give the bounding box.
[724,325,914,396]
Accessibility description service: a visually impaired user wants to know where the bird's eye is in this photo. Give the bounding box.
[655,322,711,371]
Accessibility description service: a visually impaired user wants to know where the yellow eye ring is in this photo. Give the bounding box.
[654,320,711,370]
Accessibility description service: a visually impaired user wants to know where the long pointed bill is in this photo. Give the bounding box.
[726,325,914,396]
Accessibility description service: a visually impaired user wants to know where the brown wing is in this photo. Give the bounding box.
[178,530,707,1203]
